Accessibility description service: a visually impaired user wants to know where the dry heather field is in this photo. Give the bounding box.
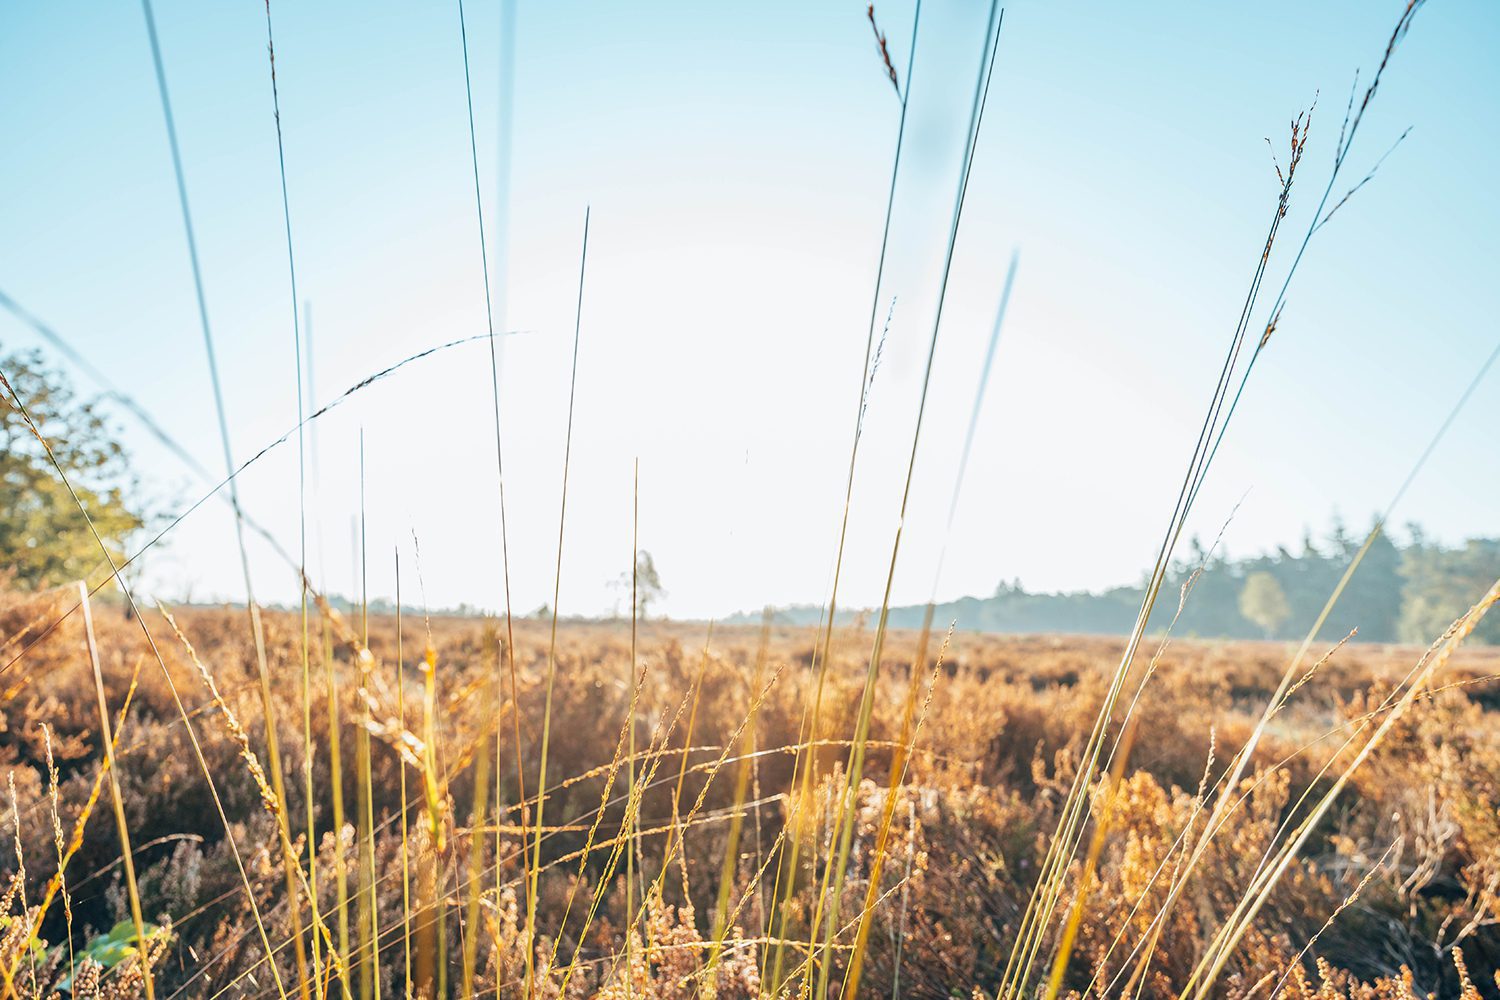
[8,3,1490,999]
[2,591,1499,1000]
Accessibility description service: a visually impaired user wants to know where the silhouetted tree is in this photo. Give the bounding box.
[634,550,664,619]
[613,549,666,620]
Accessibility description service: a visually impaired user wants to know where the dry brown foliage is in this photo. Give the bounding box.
[1,591,1497,998]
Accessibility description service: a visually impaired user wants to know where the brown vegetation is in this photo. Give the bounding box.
[2,589,1498,998]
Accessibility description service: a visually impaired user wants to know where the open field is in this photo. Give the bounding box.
[3,593,1499,998]
[3,3,1498,999]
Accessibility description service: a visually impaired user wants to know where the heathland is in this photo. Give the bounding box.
[4,2,1497,998]
[1,597,1498,998]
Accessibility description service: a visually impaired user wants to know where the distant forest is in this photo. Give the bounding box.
[756,521,1500,645]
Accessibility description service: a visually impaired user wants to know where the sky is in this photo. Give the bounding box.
[1,1,1497,621]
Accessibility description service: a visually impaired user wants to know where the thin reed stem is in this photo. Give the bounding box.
[396,551,413,1000]
[527,207,591,999]
[79,585,154,1000]
[810,8,1002,996]
[767,2,924,986]
[141,0,311,987]
[452,0,531,977]
[705,608,773,993]
[626,460,640,1000]
[840,621,951,1000]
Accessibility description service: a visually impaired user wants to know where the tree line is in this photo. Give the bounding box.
[755,524,1500,646]
[876,522,1500,645]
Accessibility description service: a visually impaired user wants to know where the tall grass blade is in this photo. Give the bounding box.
[810,8,1002,996]
[140,0,311,986]
[626,460,640,1000]
[526,207,591,999]
[451,0,530,971]
[79,584,155,1000]
[767,3,923,986]
[705,607,772,993]
[356,434,380,1000]
[840,622,952,1000]
[396,550,413,1000]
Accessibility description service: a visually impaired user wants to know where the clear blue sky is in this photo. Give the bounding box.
[2,1,1497,619]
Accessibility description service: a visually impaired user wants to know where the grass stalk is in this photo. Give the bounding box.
[157,605,308,1000]
[325,612,351,985]
[79,584,154,1000]
[810,8,1002,996]
[461,708,493,1000]
[355,435,381,1000]
[306,572,447,1000]
[452,0,530,980]
[626,460,640,1000]
[9,773,39,998]
[766,2,923,985]
[19,661,143,987]
[416,637,445,999]
[140,0,310,988]
[395,552,413,999]
[600,663,786,992]
[300,308,324,1000]
[526,207,591,999]
[839,612,945,1000]
[547,657,654,978]
[41,726,75,985]
[556,686,691,997]
[704,608,772,993]
[846,617,948,1000]
[664,623,714,884]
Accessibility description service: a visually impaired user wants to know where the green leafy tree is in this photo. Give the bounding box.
[0,346,143,590]
[1399,538,1500,645]
[1239,570,1290,639]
